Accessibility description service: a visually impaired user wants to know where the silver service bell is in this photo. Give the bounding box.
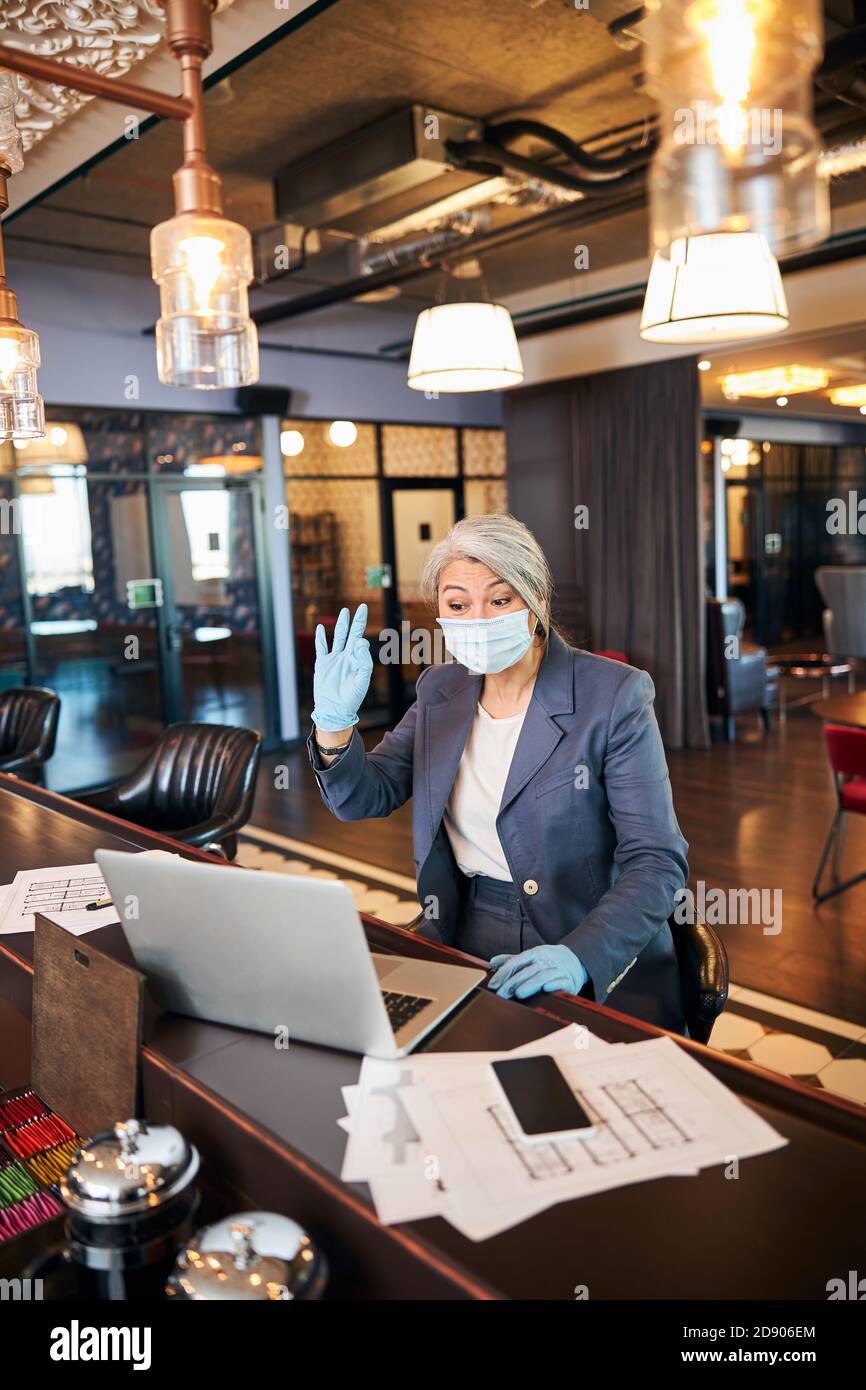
[166,1210,329,1300]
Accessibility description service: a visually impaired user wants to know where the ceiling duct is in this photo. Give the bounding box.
[273,105,489,238]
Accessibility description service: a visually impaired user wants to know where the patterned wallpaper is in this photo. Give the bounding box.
[147,414,259,473]
[464,478,508,516]
[463,428,507,477]
[382,425,458,477]
[282,420,377,477]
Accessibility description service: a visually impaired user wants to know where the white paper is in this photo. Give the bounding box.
[0,863,119,936]
[399,1036,785,1240]
[339,1025,620,1230]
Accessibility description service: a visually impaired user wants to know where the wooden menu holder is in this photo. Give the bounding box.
[30,913,145,1139]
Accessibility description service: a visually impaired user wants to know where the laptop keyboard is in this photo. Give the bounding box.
[382,990,433,1032]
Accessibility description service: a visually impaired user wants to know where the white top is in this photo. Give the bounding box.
[444,703,526,881]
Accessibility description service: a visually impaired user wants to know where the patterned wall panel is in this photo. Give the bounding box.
[44,409,148,473]
[282,420,377,476]
[382,425,457,477]
[464,478,508,516]
[462,428,507,477]
[148,414,259,472]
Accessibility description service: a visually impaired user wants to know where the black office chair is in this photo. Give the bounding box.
[76,722,262,860]
[669,895,729,1045]
[0,686,60,779]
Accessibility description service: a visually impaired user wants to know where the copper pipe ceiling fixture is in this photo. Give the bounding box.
[0,72,43,441]
[0,0,259,394]
[150,0,258,389]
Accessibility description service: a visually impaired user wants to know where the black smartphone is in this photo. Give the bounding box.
[491,1055,596,1143]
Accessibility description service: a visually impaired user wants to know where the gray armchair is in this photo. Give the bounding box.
[706,598,778,741]
[816,566,866,659]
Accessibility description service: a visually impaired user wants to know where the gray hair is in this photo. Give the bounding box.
[420,513,554,637]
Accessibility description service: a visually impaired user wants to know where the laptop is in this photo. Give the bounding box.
[96,849,485,1059]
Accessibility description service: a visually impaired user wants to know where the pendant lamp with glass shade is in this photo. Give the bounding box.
[640,232,788,343]
[151,0,258,390]
[407,261,523,393]
[642,0,828,258]
[0,71,44,442]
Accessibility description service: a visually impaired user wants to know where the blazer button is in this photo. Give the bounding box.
[523,879,539,896]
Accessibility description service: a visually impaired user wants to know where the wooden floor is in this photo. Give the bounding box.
[252,705,866,1027]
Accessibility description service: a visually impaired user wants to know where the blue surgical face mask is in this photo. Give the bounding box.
[437,608,535,675]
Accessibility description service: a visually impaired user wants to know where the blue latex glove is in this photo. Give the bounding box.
[488,944,588,1001]
[311,604,374,733]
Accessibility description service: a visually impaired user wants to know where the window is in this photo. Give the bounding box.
[20,473,94,596]
[179,490,230,582]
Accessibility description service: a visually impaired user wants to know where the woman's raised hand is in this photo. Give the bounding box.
[311,604,374,733]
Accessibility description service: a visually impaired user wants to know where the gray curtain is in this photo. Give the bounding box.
[504,357,709,750]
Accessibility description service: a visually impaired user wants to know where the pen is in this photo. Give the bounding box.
[85,896,113,911]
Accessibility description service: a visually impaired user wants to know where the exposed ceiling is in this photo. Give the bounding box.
[0,0,303,208]
[4,0,653,287]
[701,325,866,423]
[4,0,866,371]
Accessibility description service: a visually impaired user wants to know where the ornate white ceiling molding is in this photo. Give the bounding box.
[2,0,312,214]
[0,0,166,150]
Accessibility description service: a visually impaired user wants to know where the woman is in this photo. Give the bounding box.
[307,513,689,1033]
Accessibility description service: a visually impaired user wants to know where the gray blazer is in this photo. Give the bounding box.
[307,631,689,1032]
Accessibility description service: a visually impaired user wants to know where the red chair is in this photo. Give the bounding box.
[593,649,628,663]
[813,722,866,902]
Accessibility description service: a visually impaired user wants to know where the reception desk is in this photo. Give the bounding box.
[1,774,865,1300]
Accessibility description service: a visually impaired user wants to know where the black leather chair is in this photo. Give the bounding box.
[76,722,262,860]
[706,597,779,741]
[0,686,60,778]
[668,897,729,1045]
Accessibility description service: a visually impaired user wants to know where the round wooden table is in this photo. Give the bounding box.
[810,693,866,727]
[771,652,854,719]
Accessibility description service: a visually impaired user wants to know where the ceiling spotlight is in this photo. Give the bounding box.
[719,365,829,399]
[640,232,788,344]
[643,0,828,257]
[151,0,258,390]
[697,359,712,371]
[280,428,305,457]
[776,396,788,407]
[328,420,358,448]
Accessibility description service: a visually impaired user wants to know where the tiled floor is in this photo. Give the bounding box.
[710,985,866,1105]
[236,825,866,1109]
